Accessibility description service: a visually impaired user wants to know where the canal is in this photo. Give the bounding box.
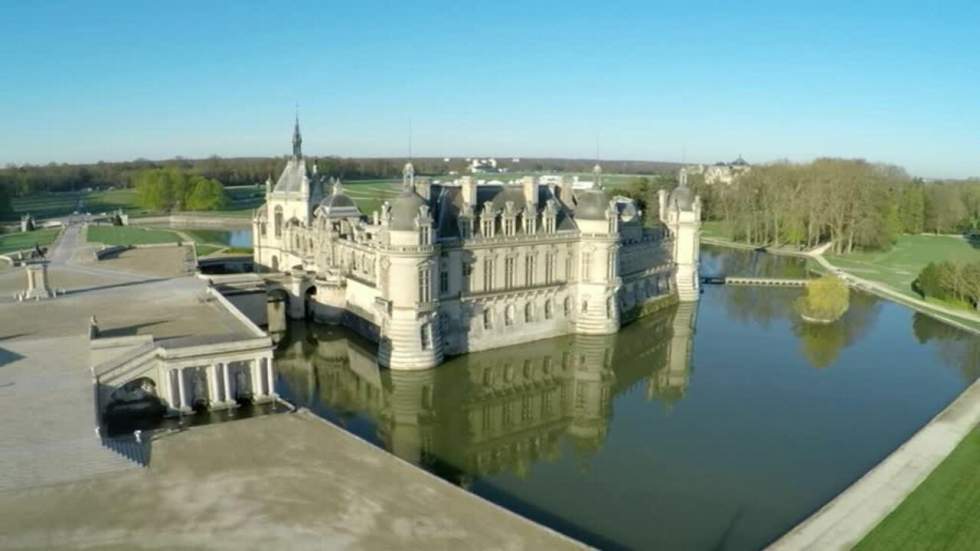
[273,245,979,550]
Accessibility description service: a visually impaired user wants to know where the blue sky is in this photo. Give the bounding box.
[1,1,978,178]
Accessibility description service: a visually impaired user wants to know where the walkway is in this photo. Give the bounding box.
[768,376,980,550]
[0,411,582,550]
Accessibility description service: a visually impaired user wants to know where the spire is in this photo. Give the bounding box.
[403,162,415,191]
[292,111,302,158]
[593,163,603,190]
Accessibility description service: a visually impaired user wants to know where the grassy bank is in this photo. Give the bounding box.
[0,228,61,255]
[856,426,980,551]
[825,235,980,300]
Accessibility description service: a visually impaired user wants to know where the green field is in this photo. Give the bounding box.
[0,228,61,255]
[6,185,266,222]
[826,235,980,299]
[86,225,181,246]
[856,427,980,551]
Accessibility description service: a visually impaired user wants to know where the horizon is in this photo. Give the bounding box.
[2,1,979,179]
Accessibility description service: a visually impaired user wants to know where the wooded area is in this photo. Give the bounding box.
[692,159,980,254]
[914,260,980,310]
[0,156,677,198]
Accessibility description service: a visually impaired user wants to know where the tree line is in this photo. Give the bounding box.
[0,156,677,197]
[692,159,980,253]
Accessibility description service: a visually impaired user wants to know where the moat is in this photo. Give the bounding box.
[273,246,980,550]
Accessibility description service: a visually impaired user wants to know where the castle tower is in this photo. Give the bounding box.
[377,163,443,370]
[572,168,621,335]
[658,169,701,301]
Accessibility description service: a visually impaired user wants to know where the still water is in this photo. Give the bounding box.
[171,226,253,248]
[273,246,979,550]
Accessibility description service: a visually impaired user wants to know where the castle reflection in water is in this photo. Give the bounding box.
[274,303,696,480]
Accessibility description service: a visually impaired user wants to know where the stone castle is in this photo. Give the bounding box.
[252,119,700,370]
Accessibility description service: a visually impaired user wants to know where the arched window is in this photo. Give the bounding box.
[274,206,284,238]
[271,255,279,272]
[525,302,534,323]
[544,299,553,320]
[581,300,589,314]
[483,308,493,330]
[563,296,571,316]
[420,323,431,350]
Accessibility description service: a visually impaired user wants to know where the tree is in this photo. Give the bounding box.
[796,275,850,322]
[185,176,228,211]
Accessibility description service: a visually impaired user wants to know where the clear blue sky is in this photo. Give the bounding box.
[2,1,978,178]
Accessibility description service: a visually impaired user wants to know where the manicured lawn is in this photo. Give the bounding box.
[194,244,224,257]
[856,426,980,551]
[86,225,180,246]
[826,235,980,299]
[0,228,61,255]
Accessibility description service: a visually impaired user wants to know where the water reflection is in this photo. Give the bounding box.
[276,304,696,479]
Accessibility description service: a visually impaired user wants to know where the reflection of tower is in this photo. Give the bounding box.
[658,169,701,302]
[566,335,616,451]
[384,369,437,464]
[648,302,697,401]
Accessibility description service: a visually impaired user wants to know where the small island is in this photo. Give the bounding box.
[796,275,850,323]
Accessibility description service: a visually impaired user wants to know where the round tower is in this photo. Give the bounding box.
[658,170,701,302]
[377,163,444,370]
[572,183,621,335]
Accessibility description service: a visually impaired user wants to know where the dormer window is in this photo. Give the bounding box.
[419,224,431,245]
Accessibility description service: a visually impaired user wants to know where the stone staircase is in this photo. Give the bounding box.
[0,434,141,493]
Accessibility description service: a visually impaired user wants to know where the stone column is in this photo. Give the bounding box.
[170,369,181,408]
[250,359,262,397]
[210,363,221,403]
[264,356,275,397]
[223,363,232,403]
[176,368,187,412]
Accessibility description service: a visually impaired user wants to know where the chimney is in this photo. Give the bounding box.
[521,176,538,207]
[461,176,477,207]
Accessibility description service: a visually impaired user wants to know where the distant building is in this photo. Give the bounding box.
[698,155,751,185]
[469,158,498,173]
[253,120,700,370]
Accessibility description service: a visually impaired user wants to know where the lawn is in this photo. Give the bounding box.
[8,189,145,221]
[0,228,61,255]
[86,225,181,246]
[855,426,980,551]
[826,234,980,299]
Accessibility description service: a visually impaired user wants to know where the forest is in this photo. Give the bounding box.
[690,159,980,254]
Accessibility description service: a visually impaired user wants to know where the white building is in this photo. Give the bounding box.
[253,121,700,370]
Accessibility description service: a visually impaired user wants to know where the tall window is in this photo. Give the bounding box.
[503,217,515,236]
[483,258,494,291]
[582,253,591,282]
[545,252,555,283]
[463,263,473,293]
[525,302,534,323]
[565,255,572,282]
[525,254,536,287]
[439,271,449,294]
[274,206,283,238]
[544,299,553,319]
[420,225,430,245]
[505,257,516,289]
[483,308,493,329]
[420,323,431,350]
[418,267,431,303]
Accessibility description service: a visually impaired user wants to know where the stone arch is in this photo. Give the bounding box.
[304,284,318,320]
[104,376,166,423]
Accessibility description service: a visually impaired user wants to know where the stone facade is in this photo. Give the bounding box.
[253,122,700,370]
